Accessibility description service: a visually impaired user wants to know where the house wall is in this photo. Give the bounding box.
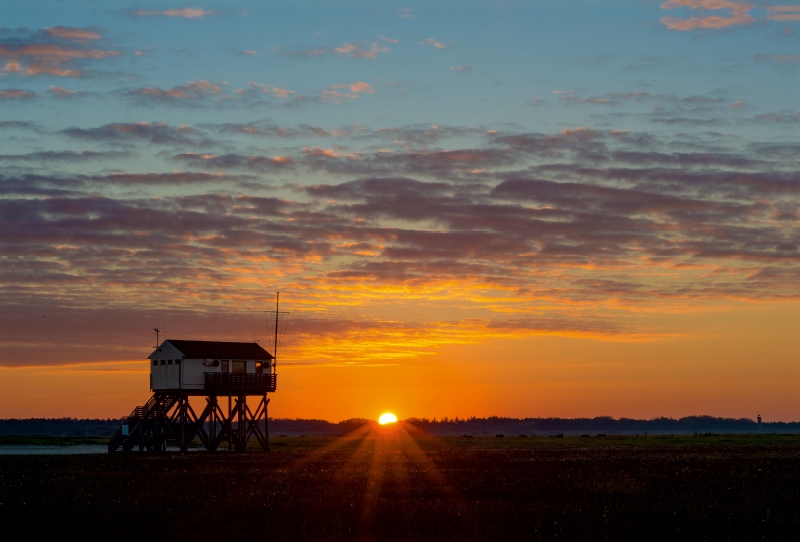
[149,344,267,390]
[149,342,183,390]
[181,359,214,390]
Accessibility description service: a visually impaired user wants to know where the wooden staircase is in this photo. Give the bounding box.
[107,394,179,453]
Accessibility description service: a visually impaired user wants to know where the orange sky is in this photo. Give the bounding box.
[1,300,797,421]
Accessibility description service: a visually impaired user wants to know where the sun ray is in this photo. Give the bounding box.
[397,423,464,505]
[282,422,372,472]
[359,428,391,533]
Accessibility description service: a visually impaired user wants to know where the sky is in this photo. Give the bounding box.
[1,0,799,422]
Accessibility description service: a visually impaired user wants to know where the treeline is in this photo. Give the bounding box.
[269,418,370,435]
[404,415,800,435]
[2,415,798,438]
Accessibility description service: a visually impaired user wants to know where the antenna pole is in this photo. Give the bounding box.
[274,292,280,368]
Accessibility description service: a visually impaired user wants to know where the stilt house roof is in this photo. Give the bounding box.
[149,339,274,360]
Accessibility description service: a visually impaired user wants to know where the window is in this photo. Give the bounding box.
[160,359,165,366]
[168,359,173,365]
[232,361,245,374]
[221,360,229,373]
[152,360,157,366]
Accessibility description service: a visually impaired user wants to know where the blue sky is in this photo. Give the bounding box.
[5,0,800,133]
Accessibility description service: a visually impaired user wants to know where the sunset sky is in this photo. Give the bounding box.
[1,0,799,422]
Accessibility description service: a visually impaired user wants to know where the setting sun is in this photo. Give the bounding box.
[378,413,398,425]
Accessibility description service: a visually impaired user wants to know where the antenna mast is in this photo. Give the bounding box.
[265,292,289,373]
[274,292,280,366]
[153,327,160,349]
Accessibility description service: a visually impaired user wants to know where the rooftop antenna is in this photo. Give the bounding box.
[265,291,289,371]
[153,327,160,349]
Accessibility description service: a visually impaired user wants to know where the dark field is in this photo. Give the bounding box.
[2,430,800,541]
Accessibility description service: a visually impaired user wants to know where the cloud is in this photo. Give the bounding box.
[369,124,483,145]
[348,81,375,94]
[0,41,120,77]
[660,0,755,30]
[0,121,41,131]
[122,79,381,108]
[98,171,237,186]
[171,152,295,171]
[660,1,800,29]
[49,85,75,97]
[232,82,317,107]
[397,7,417,19]
[492,127,606,160]
[218,121,338,138]
[171,138,512,178]
[4,124,800,366]
[281,47,328,58]
[126,80,225,102]
[244,82,299,99]
[229,48,258,56]
[768,5,800,21]
[556,90,657,105]
[555,90,736,128]
[3,303,622,367]
[490,177,746,218]
[0,89,37,99]
[380,36,399,44]
[44,27,101,42]
[281,41,389,60]
[295,144,514,179]
[302,146,361,159]
[754,53,800,64]
[752,112,800,123]
[270,87,297,98]
[131,8,216,18]
[322,81,375,102]
[333,42,389,59]
[216,122,482,146]
[0,150,131,164]
[450,66,473,72]
[420,38,447,49]
[55,119,784,187]
[61,121,207,146]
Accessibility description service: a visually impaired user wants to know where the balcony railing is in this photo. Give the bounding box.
[204,372,277,394]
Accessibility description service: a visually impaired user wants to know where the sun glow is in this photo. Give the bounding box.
[378,413,398,425]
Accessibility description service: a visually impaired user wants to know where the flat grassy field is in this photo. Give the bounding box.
[2,432,799,540]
